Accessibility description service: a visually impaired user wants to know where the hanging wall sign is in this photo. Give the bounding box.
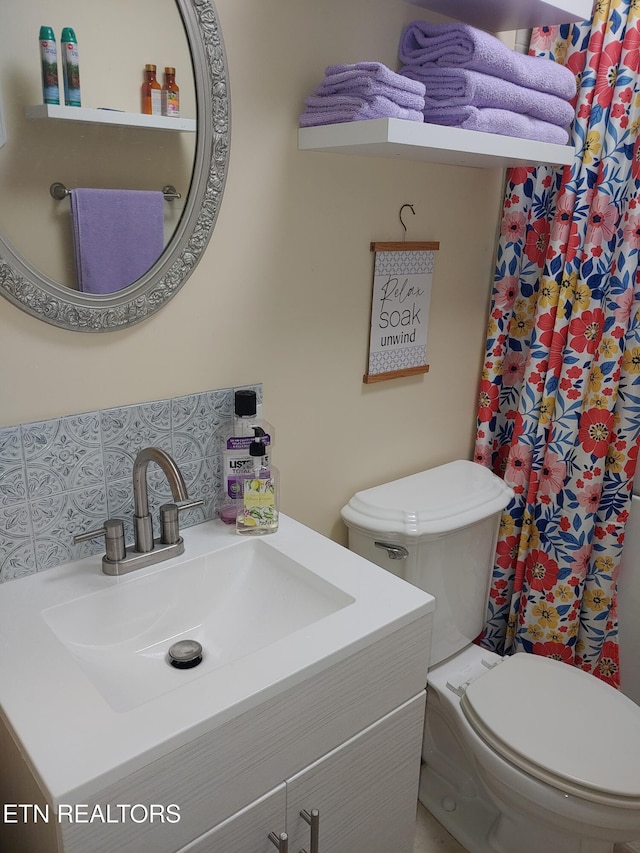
[364,241,439,384]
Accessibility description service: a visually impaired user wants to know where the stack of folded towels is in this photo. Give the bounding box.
[398,21,576,144]
[299,61,426,127]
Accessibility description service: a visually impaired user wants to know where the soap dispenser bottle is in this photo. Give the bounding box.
[236,434,279,535]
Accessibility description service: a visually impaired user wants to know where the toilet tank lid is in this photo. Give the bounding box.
[340,460,514,537]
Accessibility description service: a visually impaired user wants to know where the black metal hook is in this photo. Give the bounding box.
[399,204,415,237]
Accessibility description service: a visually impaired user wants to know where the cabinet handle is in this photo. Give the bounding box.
[300,808,320,853]
[268,830,288,852]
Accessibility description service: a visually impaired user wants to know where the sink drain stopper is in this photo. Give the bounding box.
[168,639,203,669]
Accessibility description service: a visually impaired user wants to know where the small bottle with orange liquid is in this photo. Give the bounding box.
[141,64,161,115]
[161,67,180,118]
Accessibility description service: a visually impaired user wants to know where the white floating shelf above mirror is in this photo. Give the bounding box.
[404,0,594,31]
[298,118,575,169]
[26,104,196,132]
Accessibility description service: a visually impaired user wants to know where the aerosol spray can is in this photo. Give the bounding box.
[61,27,81,107]
[39,26,60,105]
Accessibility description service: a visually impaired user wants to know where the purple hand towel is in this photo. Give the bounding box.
[70,188,164,294]
[398,21,576,101]
[422,104,570,144]
[401,66,574,128]
[304,93,424,116]
[299,96,424,127]
[323,61,426,95]
[315,76,426,111]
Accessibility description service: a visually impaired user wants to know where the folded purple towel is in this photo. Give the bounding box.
[402,66,574,128]
[299,96,424,127]
[398,22,576,101]
[315,76,426,111]
[305,92,426,115]
[422,104,570,144]
[323,61,426,95]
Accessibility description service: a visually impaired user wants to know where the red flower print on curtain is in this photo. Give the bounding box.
[475,0,640,689]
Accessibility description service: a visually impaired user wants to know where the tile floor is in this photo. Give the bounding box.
[413,802,640,853]
[414,804,466,852]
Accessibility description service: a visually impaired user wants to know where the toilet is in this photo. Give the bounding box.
[341,459,640,853]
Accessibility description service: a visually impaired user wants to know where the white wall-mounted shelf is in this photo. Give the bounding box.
[25,104,196,133]
[298,118,575,169]
[406,0,594,31]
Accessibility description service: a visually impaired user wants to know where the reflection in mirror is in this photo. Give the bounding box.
[0,0,229,330]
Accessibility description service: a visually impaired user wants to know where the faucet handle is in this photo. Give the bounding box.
[177,498,204,513]
[73,519,126,563]
[159,499,204,545]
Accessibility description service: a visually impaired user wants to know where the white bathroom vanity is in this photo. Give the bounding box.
[0,515,434,853]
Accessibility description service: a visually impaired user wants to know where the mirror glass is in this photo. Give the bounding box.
[0,0,229,331]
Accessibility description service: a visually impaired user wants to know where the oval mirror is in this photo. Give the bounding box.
[0,0,229,331]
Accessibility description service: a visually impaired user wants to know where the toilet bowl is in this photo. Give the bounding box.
[423,645,640,853]
[341,460,640,853]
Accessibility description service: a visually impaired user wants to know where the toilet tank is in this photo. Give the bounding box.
[341,460,514,667]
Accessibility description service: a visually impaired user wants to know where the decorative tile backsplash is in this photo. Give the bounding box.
[0,384,261,582]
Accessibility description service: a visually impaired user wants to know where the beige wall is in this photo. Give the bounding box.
[0,0,506,543]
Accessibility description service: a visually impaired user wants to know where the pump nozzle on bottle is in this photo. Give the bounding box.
[249,429,267,476]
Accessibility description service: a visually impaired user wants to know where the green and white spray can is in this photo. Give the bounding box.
[39,26,59,105]
[61,27,81,107]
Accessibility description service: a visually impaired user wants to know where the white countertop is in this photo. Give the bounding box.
[0,515,433,803]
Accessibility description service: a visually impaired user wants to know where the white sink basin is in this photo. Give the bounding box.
[0,515,433,802]
[42,538,353,712]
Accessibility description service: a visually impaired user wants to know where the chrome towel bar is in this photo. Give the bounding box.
[49,181,181,201]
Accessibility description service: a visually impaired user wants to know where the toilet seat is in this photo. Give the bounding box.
[460,652,640,808]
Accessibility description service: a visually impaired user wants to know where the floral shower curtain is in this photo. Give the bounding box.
[475,0,640,689]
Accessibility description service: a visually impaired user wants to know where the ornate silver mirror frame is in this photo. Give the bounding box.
[0,0,229,332]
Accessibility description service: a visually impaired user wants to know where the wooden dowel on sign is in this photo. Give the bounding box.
[370,241,440,252]
[363,365,430,384]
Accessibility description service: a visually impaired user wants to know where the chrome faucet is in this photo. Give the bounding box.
[133,446,189,553]
[74,447,203,576]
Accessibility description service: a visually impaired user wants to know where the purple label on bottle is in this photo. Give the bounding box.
[227,475,246,499]
[226,434,271,451]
